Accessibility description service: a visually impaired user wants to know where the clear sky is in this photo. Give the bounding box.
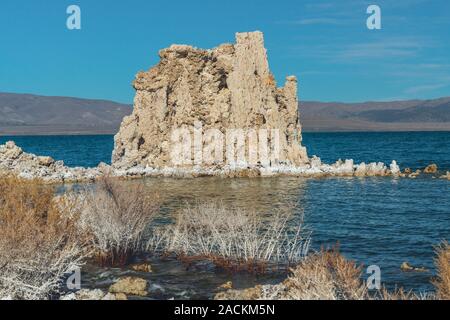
[0,0,449,104]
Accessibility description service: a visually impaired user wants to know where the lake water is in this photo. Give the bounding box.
[2,132,450,170]
[1,132,449,296]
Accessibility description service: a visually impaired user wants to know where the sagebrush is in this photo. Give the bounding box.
[150,202,310,272]
[0,177,88,300]
[79,177,159,266]
[433,241,450,300]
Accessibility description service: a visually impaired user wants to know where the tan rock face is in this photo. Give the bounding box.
[112,31,308,170]
[0,141,105,183]
[109,277,148,297]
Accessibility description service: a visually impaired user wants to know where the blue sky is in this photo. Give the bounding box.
[0,0,449,104]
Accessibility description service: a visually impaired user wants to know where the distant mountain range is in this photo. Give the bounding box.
[1,92,450,135]
[301,97,450,131]
[0,92,131,135]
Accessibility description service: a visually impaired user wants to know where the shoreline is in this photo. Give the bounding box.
[2,140,450,183]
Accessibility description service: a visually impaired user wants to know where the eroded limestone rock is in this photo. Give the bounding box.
[0,141,105,183]
[112,31,308,170]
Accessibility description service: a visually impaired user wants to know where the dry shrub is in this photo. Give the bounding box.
[0,177,87,300]
[216,249,368,300]
[433,241,450,300]
[153,202,310,272]
[215,248,367,300]
[280,249,436,300]
[375,287,425,300]
[216,248,441,301]
[279,248,368,300]
[79,177,159,266]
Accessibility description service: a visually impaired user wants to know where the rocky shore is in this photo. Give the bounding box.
[3,140,449,183]
[0,141,108,183]
[0,140,402,183]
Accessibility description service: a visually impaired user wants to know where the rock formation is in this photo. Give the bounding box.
[424,164,438,174]
[0,141,108,183]
[112,31,308,171]
[441,172,450,180]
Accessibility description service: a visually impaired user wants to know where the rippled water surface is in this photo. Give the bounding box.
[2,132,450,296]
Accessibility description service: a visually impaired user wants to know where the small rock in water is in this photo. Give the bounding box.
[131,263,153,273]
[424,164,438,174]
[109,276,148,296]
[408,170,421,179]
[389,160,401,176]
[440,171,450,180]
[218,281,233,290]
[400,262,428,273]
[403,168,412,174]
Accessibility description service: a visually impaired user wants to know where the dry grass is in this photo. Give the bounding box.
[216,249,428,300]
[375,287,428,300]
[79,177,159,266]
[278,248,368,300]
[215,248,368,300]
[151,202,310,272]
[216,248,440,300]
[433,241,450,300]
[0,177,88,300]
